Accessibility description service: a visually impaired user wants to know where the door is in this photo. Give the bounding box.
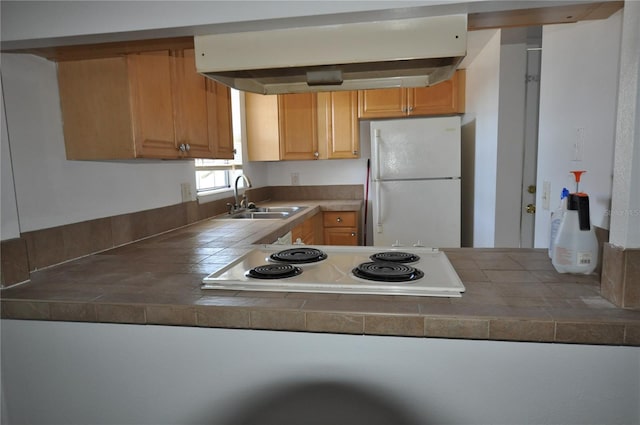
[371,117,461,180]
[520,47,541,247]
[373,179,461,247]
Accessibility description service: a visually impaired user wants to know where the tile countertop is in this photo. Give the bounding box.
[1,200,639,346]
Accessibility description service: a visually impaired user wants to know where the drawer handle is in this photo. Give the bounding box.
[336,217,342,223]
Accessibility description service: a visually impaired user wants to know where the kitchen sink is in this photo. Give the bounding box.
[229,206,306,220]
[231,211,290,219]
[251,206,305,214]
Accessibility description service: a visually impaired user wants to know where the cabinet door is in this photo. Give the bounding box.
[292,215,317,245]
[173,49,234,159]
[173,48,211,158]
[409,70,465,115]
[323,228,358,246]
[320,91,360,159]
[357,88,407,119]
[245,93,280,161]
[58,56,137,160]
[128,50,179,158]
[278,93,318,160]
[206,79,235,159]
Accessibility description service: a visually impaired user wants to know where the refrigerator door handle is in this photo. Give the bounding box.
[373,129,381,181]
[375,181,383,233]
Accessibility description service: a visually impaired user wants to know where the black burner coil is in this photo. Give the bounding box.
[352,261,424,282]
[269,248,328,264]
[246,264,302,279]
[369,251,420,263]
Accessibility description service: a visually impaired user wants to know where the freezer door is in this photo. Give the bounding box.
[371,116,460,180]
[373,179,460,248]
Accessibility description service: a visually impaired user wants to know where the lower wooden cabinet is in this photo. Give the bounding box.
[323,211,359,246]
[292,213,323,245]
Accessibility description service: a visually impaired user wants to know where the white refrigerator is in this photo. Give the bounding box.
[371,116,461,248]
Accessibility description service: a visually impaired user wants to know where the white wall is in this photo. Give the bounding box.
[265,158,368,187]
[494,38,527,247]
[1,53,197,233]
[2,320,639,425]
[535,12,623,248]
[461,30,501,247]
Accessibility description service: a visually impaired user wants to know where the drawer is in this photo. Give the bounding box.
[323,211,357,228]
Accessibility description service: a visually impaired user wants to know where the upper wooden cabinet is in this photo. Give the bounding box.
[57,48,233,160]
[279,93,319,160]
[246,92,318,161]
[246,91,360,161]
[358,70,466,119]
[317,91,360,159]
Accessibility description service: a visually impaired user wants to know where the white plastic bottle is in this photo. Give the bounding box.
[552,193,598,274]
[548,188,569,259]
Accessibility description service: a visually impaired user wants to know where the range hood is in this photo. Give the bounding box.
[194,14,467,95]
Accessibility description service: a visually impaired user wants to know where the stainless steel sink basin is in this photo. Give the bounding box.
[228,206,306,220]
[231,211,290,219]
[251,206,305,214]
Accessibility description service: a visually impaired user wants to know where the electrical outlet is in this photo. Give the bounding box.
[180,183,192,203]
[291,172,300,186]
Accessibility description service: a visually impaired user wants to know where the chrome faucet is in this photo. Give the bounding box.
[233,174,252,210]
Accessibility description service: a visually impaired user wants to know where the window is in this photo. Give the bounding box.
[195,89,243,193]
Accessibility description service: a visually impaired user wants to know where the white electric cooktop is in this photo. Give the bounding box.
[202,245,465,297]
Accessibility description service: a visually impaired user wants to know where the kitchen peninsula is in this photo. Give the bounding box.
[2,198,639,346]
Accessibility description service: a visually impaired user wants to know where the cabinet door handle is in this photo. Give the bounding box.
[350,232,356,237]
[185,143,191,152]
[314,151,319,159]
[178,143,187,152]
[408,106,414,112]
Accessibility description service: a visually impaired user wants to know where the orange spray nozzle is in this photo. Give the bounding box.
[570,170,586,193]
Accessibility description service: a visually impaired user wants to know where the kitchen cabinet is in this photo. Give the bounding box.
[245,92,318,161]
[58,48,233,160]
[323,211,359,246]
[358,70,465,119]
[317,91,360,159]
[246,90,360,161]
[291,213,323,245]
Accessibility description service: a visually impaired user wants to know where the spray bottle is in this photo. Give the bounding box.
[551,171,598,274]
[548,187,570,259]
